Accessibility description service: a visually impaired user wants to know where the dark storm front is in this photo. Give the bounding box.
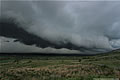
[0,1,120,53]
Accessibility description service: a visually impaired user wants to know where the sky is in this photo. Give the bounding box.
[0,37,81,53]
[0,1,120,54]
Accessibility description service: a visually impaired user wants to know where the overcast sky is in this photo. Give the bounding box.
[0,1,120,53]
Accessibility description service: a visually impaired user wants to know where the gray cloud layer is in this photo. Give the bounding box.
[1,1,120,53]
[0,37,81,53]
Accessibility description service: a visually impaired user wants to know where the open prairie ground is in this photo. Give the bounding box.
[0,51,120,80]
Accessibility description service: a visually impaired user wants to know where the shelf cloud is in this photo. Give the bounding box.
[0,1,120,53]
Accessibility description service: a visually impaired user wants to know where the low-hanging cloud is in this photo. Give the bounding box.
[1,1,120,53]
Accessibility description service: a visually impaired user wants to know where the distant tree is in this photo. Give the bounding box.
[14,59,19,64]
[78,59,81,62]
[27,60,32,63]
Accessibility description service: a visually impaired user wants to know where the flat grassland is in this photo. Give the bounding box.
[0,50,120,80]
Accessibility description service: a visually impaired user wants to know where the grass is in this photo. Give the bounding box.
[0,50,120,80]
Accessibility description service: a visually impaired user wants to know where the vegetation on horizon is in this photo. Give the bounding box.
[0,50,120,80]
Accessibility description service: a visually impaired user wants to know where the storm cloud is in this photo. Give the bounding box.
[0,1,120,53]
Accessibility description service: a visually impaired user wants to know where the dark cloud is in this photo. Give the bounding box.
[0,1,120,53]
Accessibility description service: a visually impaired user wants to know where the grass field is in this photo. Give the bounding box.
[0,50,120,80]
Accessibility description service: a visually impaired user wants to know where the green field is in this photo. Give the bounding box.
[0,50,120,80]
